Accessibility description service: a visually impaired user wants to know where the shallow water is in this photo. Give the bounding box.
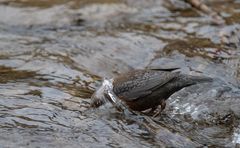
[0,0,239,147]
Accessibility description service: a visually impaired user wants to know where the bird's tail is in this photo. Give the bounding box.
[179,74,213,86]
[188,75,213,83]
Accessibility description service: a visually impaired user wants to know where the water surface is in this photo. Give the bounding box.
[0,0,240,147]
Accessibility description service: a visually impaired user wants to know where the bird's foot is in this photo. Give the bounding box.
[152,109,162,117]
[153,100,166,117]
[142,106,157,116]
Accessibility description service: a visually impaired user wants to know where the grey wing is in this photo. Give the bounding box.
[113,70,179,101]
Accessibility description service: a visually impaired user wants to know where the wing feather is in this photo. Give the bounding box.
[113,69,179,101]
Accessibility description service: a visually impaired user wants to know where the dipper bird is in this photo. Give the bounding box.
[91,68,212,115]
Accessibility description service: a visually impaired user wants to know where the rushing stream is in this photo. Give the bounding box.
[0,0,240,147]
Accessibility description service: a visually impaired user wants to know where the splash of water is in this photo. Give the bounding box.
[90,78,129,111]
[233,126,240,145]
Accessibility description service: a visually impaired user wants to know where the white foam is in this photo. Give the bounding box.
[233,126,240,144]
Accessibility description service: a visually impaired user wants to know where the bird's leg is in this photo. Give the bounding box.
[144,106,158,116]
[153,100,166,117]
[160,100,166,112]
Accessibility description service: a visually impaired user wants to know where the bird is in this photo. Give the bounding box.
[90,68,212,116]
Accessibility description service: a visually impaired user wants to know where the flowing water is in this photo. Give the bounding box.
[0,0,240,147]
